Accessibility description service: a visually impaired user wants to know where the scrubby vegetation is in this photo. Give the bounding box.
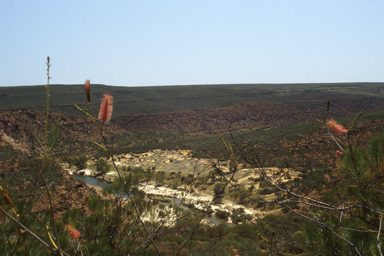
[2,82,383,115]
[2,58,384,255]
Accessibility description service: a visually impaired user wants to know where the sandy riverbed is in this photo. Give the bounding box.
[62,149,300,223]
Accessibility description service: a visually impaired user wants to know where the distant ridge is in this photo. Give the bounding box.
[1,83,384,116]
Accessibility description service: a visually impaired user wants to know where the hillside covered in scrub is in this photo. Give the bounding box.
[2,83,384,165]
[1,82,384,255]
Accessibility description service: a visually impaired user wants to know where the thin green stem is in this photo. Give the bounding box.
[44,57,51,161]
[35,160,62,255]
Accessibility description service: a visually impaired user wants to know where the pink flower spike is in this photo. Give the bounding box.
[98,94,113,123]
[67,224,81,240]
[336,150,343,156]
[69,227,81,240]
[327,119,348,135]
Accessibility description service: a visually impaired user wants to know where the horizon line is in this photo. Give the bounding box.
[1,81,384,88]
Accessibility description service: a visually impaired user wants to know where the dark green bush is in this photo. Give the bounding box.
[215,210,230,220]
[95,158,110,175]
[74,154,88,170]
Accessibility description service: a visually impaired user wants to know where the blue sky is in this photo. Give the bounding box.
[1,0,383,87]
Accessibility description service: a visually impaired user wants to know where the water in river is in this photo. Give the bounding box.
[73,174,110,190]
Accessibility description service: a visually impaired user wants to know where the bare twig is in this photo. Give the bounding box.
[30,181,54,212]
[103,135,161,255]
[378,213,384,256]
[133,164,209,253]
[175,164,234,256]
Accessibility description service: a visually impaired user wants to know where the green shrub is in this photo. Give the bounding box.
[60,155,74,167]
[95,158,110,175]
[74,154,88,170]
[215,210,230,220]
[213,182,226,197]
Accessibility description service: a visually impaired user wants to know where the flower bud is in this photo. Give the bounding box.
[85,80,91,103]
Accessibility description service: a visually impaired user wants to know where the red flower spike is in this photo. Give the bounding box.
[327,119,348,135]
[67,224,81,240]
[98,94,113,123]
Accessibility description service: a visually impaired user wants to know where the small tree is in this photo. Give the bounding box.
[60,155,74,167]
[214,182,226,197]
[216,210,230,220]
[74,154,88,170]
[95,158,110,175]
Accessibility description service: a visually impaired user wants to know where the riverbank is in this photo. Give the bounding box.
[61,149,299,225]
[64,168,279,226]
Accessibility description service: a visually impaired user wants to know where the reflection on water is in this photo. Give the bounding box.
[73,175,231,226]
[73,175,110,190]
